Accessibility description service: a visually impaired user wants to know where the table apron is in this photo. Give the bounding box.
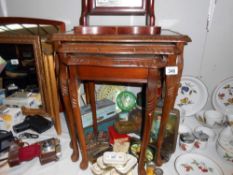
[74,66,153,83]
[58,43,179,55]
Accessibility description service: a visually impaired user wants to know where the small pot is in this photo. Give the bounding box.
[193,131,209,149]
[194,126,216,142]
[179,133,195,151]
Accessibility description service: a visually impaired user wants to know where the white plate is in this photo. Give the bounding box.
[175,153,224,175]
[175,76,208,117]
[212,77,233,114]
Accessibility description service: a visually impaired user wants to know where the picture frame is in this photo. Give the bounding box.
[95,0,143,7]
[88,0,147,15]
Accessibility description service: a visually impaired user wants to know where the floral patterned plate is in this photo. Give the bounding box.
[175,76,208,117]
[212,77,233,114]
[175,153,223,175]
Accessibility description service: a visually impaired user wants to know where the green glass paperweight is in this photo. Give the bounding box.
[116,90,136,112]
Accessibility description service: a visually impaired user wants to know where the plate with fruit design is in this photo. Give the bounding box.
[212,77,233,114]
[175,153,223,175]
[175,76,208,117]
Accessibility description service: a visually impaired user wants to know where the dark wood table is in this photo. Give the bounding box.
[51,27,190,175]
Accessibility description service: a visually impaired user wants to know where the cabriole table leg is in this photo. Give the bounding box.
[138,69,160,175]
[156,54,183,166]
[87,82,98,136]
[68,66,89,169]
[59,62,79,162]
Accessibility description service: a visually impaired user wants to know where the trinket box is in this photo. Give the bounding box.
[81,99,116,128]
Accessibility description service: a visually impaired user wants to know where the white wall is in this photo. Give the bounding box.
[2,0,233,109]
[0,0,7,16]
[201,0,233,108]
[156,0,210,76]
[3,0,81,30]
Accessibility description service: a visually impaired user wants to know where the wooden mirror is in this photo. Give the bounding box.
[0,17,66,134]
[80,0,155,25]
[0,35,44,107]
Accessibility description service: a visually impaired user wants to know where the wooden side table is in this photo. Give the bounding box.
[51,28,191,175]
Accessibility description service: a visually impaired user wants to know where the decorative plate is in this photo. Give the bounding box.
[212,77,233,114]
[175,153,224,175]
[175,76,208,117]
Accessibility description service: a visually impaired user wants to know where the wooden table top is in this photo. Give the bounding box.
[50,28,191,43]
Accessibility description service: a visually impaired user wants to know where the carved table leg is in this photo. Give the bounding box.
[88,82,98,135]
[69,66,89,169]
[156,53,183,166]
[84,82,98,136]
[138,69,160,175]
[59,62,79,162]
[84,82,98,135]
[84,83,90,104]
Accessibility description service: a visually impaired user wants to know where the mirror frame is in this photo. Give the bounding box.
[0,34,46,111]
[0,17,65,35]
[89,0,147,14]
[80,0,155,25]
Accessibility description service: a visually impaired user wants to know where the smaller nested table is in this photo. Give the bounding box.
[51,27,190,175]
